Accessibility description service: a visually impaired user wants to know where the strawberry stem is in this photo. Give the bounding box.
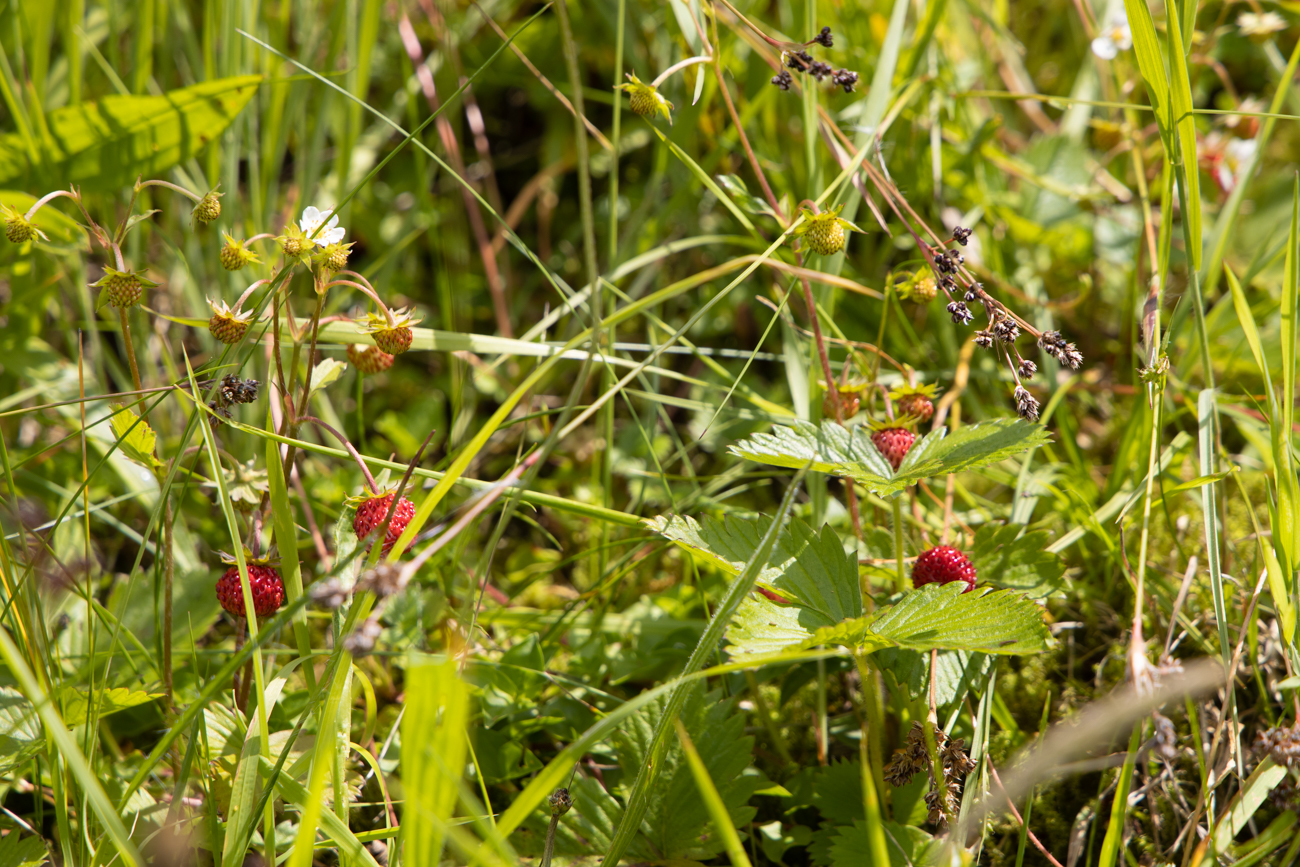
[299,415,379,492]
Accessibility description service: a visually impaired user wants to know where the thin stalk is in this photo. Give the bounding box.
[650,55,712,88]
[295,288,328,422]
[609,0,624,263]
[893,497,906,592]
[117,307,144,395]
[743,670,792,763]
[162,499,174,711]
[23,188,79,221]
[134,178,203,203]
[324,278,396,325]
[299,416,379,492]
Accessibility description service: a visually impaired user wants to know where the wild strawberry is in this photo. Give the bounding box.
[192,188,223,225]
[358,306,420,356]
[794,204,864,257]
[317,241,353,273]
[219,234,259,271]
[215,564,285,618]
[372,327,412,355]
[2,205,39,243]
[353,493,416,556]
[347,344,394,375]
[896,393,933,423]
[618,73,674,124]
[889,383,939,424]
[92,267,157,309]
[208,299,253,345]
[278,224,307,257]
[871,427,916,471]
[911,546,976,592]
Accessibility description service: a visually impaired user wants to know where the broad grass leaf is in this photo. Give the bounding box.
[0,689,44,775]
[0,75,261,192]
[647,514,862,624]
[402,656,470,866]
[969,524,1067,599]
[729,420,1049,496]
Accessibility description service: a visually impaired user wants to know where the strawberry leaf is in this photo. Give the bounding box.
[728,419,1051,496]
[727,583,1050,658]
[970,524,1068,599]
[646,514,862,625]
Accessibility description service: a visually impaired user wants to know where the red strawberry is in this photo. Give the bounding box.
[347,344,395,375]
[896,393,934,423]
[871,427,916,470]
[911,546,976,592]
[353,493,416,555]
[215,565,285,618]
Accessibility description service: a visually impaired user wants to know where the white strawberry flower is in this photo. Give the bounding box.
[1091,12,1133,60]
[298,205,346,247]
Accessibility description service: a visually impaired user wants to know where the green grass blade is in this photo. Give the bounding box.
[600,465,808,866]
[400,657,471,865]
[673,719,753,867]
[1165,1,1201,269]
[265,424,314,690]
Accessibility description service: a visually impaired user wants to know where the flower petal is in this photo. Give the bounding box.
[1091,36,1118,60]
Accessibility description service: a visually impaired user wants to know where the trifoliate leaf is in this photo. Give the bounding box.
[729,419,1051,496]
[612,685,761,861]
[57,686,163,726]
[0,689,44,775]
[970,524,1067,599]
[728,583,1050,657]
[811,759,866,824]
[646,514,862,624]
[828,820,940,867]
[109,404,160,467]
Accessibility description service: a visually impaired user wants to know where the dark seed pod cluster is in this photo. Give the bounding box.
[927,225,1086,422]
[772,27,859,94]
[883,721,977,827]
[208,374,260,424]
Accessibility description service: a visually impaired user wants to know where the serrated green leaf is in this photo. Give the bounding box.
[0,76,261,192]
[57,686,162,726]
[728,583,1049,657]
[646,514,862,625]
[612,686,761,860]
[0,833,49,867]
[969,524,1067,599]
[109,404,160,467]
[308,358,348,399]
[729,420,1049,496]
[828,819,939,867]
[874,647,993,707]
[0,689,44,775]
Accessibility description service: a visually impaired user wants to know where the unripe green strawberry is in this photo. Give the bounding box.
[806,216,845,255]
[3,207,37,243]
[347,344,395,375]
[219,234,259,271]
[92,268,154,309]
[372,326,412,355]
[319,241,352,273]
[618,74,674,124]
[794,205,863,257]
[278,224,307,257]
[192,189,223,225]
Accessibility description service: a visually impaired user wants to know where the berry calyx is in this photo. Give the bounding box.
[192,189,222,225]
[317,241,353,273]
[617,73,674,124]
[219,234,260,271]
[352,493,416,556]
[792,204,865,257]
[870,427,916,471]
[911,546,977,592]
[277,224,308,257]
[2,205,41,244]
[215,564,285,618]
[347,343,395,375]
[208,298,254,345]
[92,267,158,310]
[357,306,420,356]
